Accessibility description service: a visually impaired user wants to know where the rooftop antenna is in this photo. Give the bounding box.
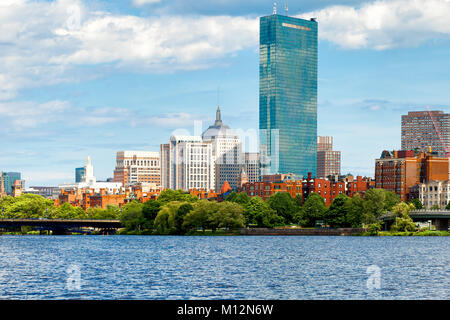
[273,2,277,14]
[285,3,288,15]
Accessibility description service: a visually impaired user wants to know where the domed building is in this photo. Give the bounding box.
[202,106,242,191]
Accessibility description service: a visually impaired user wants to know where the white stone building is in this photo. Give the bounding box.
[161,136,215,191]
[417,180,450,209]
[202,106,242,191]
[59,156,122,193]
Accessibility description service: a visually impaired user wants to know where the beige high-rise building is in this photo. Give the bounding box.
[113,151,161,187]
[401,110,449,158]
[243,152,260,183]
[317,136,341,178]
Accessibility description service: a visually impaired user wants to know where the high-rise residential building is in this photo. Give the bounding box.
[259,12,318,178]
[0,172,21,195]
[401,110,450,158]
[113,151,161,187]
[316,136,341,178]
[317,136,333,152]
[202,106,242,191]
[160,144,170,189]
[375,150,449,202]
[75,167,85,183]
[243,152,260,183]
[161,136,214,191]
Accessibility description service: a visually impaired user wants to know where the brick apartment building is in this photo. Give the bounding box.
[240,173,373,206]
[375,150,449,201]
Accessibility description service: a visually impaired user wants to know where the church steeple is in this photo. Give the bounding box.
[215,106,222,126]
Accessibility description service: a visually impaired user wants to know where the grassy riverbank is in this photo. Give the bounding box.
[356,230,450,236]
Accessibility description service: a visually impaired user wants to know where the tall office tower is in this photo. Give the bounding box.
[164,136,215,191]
[259,12,318,178]
[316,136,341,178]
[75,167,85,183]
[243,152,260,183]
[113,151,161,186]
[0,172,21,194]
[160,144,170,189]
[401,110,450,158]
[202,106,242,191]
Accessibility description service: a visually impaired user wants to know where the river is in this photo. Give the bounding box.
[0,235,448,299]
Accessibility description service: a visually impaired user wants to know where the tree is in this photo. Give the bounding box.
[446,202,450,210]
[324,194,350,227]
[391,202,414,218]
[345,193,365,227]
[4,194,55,219]
[183,200,219,232]
[141,200,161,230]
[57,203,83,219]
[156,189,198,204]
[430,204,440,210]
[174,203,194,234]
[367,222,382,235]
[119,200,144,231]
[210,202,245,231]
[408,198,423,210]
[294,194,303,209]
[267,192,297,224]
[243,196,283,227]
[390,202,416,232]
[362,189,400,224]
[226,192,250,205]
[299,193,327,227]
[87,205,120,219]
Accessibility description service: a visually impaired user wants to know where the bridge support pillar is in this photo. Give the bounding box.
[434,218,449,231]
[52,228,72,235]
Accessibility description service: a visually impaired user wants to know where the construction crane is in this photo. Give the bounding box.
[426,106,450,157]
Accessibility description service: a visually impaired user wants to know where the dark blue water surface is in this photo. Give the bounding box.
[0,236,448,299]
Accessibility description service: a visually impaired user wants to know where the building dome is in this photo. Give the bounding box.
[202,106,239,140]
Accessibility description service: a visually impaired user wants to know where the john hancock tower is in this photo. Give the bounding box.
[259,10,318,178]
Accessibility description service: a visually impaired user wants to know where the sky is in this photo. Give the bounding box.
[1,0,450,186]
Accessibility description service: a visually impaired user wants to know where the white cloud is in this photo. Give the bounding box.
[0,100,130,131]
[301,0,450,49]
[0,0,258,99]
[132,0,161,6]
[135,112,211,128]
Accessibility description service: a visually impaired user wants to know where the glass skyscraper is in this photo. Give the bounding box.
[259,13,318,178]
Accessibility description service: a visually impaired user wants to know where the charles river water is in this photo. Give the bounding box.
[0,236,448,299]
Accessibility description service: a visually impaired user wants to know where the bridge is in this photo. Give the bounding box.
[382,209,450,231]
[0,219,122,235]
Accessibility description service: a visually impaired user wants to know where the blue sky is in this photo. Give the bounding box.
[1,0,450,186]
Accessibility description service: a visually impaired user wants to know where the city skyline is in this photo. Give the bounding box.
[1,0,450,186]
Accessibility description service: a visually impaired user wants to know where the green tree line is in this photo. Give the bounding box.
[1,188,436,234]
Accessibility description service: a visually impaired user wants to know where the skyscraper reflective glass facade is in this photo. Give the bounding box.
[259,14,317,178]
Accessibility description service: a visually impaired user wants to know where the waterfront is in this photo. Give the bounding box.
[0,236,448,300]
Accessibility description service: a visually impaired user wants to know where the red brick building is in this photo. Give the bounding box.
[240,172,373,207]
[375,150,449,201]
